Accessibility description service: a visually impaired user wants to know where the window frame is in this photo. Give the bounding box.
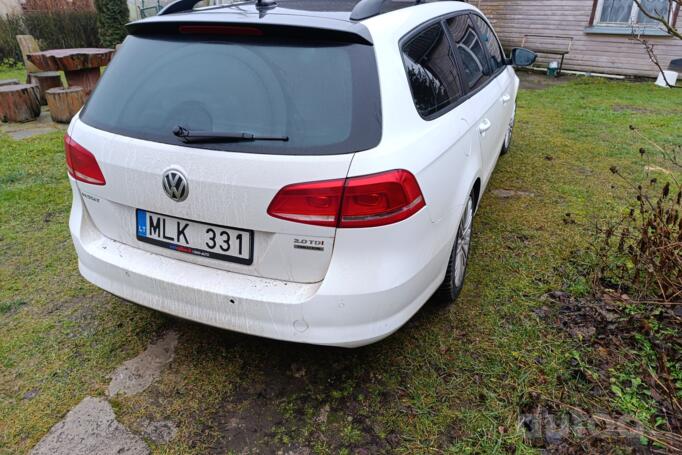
[399,11,508,121]
[590,0,678,28]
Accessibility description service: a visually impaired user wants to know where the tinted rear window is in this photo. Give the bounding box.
[402,23,464,118]
[80,35,381,155]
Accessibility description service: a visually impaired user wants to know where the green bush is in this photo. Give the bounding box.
[0,11,100,65]
[94,0,129,48]
[24,10,100,50]
[0,15,26,63]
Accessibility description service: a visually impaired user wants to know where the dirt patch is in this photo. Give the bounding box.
[531,291,682,451]
[30,397,149,455]
[518,71,571,91]
[198,340,394,454]
[108,331,179,397]
[206,381,289,453]
[137,418,177,444]
[492,189,535,198]
[612,104,659,114]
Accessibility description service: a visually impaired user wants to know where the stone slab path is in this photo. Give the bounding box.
[30,330,179,454]
[0,108,66,140]
[30,397,149,455]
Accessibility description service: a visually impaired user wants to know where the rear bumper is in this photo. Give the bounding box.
[69,180,452,348]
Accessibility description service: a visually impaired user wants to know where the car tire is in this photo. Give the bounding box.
[500,106,516,155]
[435,194,475,304]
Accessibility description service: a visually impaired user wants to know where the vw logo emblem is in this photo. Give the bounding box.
[162,169,188,202]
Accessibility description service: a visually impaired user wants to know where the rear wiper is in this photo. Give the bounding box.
[173,126,289,144]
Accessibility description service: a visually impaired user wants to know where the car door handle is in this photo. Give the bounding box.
[501,94,511,105]
[479,119,492,135]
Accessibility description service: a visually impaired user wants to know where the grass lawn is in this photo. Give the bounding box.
[0,66,27,84]
[1,67,680,454]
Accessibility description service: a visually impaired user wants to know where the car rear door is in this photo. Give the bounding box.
[446,14,506,185]
[469,13,516,139]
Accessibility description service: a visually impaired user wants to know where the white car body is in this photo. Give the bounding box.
[67,0,520,347]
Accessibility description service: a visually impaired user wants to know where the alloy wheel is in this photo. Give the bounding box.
[453,196,474,288]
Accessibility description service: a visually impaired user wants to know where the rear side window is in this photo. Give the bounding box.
[80,35,381,156]
[470,14,506,73]
[401,23,464,118]
[446,15,490,91]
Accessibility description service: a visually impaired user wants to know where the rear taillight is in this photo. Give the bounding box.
[339,170,425,228]
[64,134,106,185]
[267,170,425,229]
[267,178,345,227]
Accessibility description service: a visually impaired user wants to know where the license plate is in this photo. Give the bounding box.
[135,209,253,265]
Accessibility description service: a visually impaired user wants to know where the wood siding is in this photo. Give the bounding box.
[473,0,682,78]
[22,0,94,11]
[0,0,21,15]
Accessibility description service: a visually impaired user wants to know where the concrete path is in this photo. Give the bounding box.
[108,331,179,397]
[0,108,66,140]
[30,330,179,454]
[30,397,149,455]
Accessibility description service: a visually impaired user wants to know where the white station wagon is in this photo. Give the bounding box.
[66,0,536,347]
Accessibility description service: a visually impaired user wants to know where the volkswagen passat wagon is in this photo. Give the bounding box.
[66,0,536,347]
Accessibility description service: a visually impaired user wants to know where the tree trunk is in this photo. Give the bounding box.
[28,72,63,106]
[46,86,85,124]
[0,84,41,123]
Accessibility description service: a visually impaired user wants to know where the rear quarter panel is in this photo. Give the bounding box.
[352,4,484,248]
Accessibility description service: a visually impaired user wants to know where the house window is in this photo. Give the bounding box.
[594,0,671,26]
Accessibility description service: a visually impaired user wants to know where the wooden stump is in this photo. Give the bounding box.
[46,86,85,124]
[64,68,101,97]
[28,72,63,105]
[0,79,20,87]
[0,84,41,123]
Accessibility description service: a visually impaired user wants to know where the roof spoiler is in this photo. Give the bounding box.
[128,3,374,45]
[159,0,434,21]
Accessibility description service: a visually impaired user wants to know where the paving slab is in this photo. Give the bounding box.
[108,330,179,397]
[30,397,149,455]
[0,108,66,139]
[9,127,57,140]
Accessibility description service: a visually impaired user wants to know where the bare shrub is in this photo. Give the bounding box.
[595,127,681,302]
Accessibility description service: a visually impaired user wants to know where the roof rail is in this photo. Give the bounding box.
[158,0,275,16]
[350,0,426,21]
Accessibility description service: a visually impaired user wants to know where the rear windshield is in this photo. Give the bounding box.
[80,34,382,155]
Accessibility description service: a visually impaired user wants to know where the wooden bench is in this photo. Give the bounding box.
[16,34,41,74]
[0,84,41,123]
[46,86,85,123]
[521,35,573,76]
